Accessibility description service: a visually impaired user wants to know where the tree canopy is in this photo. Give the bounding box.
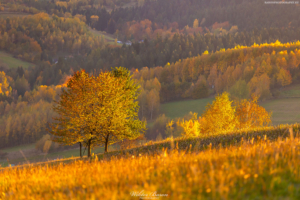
[49,68,146,157]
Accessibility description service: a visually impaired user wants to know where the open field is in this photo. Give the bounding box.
[261,98,300,125]
[277,83,300,98]
[88,27,122,46]
[1,143,35,153]
[1,127,300,199]
[160,98,214,119]
[0,51,34,68]
[0,11,31,18]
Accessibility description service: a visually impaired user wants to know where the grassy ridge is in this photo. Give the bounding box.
[1,125,300,199]
[3,124,299,170]
[104,124,299,159]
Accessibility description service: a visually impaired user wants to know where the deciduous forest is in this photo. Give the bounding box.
[1,1,300,198]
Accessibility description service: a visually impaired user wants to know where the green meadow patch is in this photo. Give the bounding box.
[160,97,214,119]
[88,27,122,46]
[261,98,300,125]
[0,51,34,68]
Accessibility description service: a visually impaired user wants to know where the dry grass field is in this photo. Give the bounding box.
[1,133,300,199]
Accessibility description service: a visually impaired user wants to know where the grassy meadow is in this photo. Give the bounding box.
[261,98,300,125]
[1,132,300,199]
[0,51,34,68]
[160,97,214,119]
[277,84,300,98]
[88,27,122,46]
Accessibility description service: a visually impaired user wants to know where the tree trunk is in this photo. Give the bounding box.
[79,142,82,158]
[105,135,109,153]
[88,139,91,157]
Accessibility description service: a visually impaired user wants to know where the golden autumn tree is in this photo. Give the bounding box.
[49,68,146,157]
[200,92,238,134]
[235,95,272,129]
[49,70,95,157]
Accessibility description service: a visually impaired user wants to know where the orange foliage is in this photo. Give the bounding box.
[212,21,230,30]
[235,95,272,129]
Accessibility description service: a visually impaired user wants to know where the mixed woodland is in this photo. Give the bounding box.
[0,0,300,148]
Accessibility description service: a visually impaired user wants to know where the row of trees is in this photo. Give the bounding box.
[113,19,235,42]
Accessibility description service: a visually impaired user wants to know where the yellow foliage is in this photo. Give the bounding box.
[178,92,271,136]
[203,50,209,55]
[177,118,200,137]
[0,71,10,95]
[235,95,272,129]
[201,92,238,134]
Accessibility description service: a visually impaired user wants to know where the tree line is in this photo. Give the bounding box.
[133,41,300,103]
[8,26,300,93]
[18,0,300,36]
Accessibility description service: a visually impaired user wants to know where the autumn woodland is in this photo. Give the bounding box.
[0,0,300,199]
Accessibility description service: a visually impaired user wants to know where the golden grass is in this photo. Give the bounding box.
[1,132,300,199]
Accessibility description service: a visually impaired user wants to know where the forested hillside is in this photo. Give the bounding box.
[0,0,300,148]
[0,13,106,63]
[6,27,300,90]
